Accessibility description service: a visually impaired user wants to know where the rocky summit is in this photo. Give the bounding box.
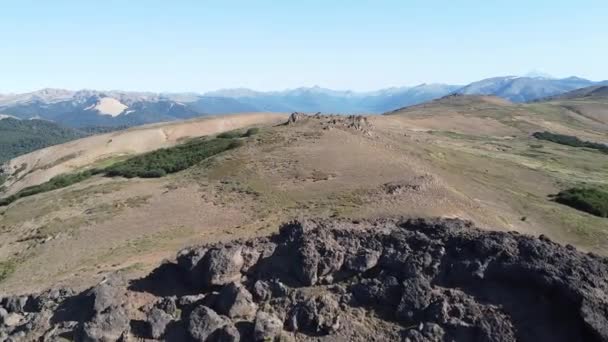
[1,218,607,341]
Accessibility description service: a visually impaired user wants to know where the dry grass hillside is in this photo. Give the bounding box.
[1,96,607,295]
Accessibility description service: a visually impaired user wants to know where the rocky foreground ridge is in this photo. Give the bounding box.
[1,218,607,341]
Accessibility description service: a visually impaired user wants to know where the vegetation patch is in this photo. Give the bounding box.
[0,118,130,163]
[217,131,244,139]
[0,135,247,206]
[0,259,17,283]
[0,172,7,188]
[104,137,243,178]
[555,188,608,218]
[533,131,608,154]
[218,127,261,139]
[0,118,85,163]
[0,170,97,206]
[243,127,260,137]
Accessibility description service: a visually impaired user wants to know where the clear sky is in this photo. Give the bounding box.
[1,0,607,93]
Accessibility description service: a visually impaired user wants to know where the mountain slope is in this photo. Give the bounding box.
[535,85,608,125]
[0,118,85,163]
[543,85,608,100]
[454,76,602,102]
[0,92,206,128]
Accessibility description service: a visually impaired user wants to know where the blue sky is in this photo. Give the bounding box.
[1,0,607,93]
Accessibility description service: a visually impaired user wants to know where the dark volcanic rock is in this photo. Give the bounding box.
[2,218,608,341]
[215,282,257,320]
[188,305,237,341]
[254,310,284,341]
[81,274,130,342]
[204,246,245,287]
[147,307,173,339]
[286,293,341,334]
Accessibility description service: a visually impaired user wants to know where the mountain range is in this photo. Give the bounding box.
[1,75,606,128]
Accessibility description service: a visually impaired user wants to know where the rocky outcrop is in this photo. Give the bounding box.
[286,112,374,135]
[1,218,607,341]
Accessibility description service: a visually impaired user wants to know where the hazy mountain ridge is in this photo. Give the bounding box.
[1,75,606,128]
[454,76,606,102]
[540,85,608,101]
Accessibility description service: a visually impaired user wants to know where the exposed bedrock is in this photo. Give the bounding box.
[1,218,607,341]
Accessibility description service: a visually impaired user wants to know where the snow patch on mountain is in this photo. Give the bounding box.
[85,97,128,117]
[0,114,18,120]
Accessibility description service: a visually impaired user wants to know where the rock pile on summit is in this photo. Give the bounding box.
[1,218,607,341]
[287,112,373,135]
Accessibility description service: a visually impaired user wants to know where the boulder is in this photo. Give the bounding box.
[203,246,244,287]
[81,274,129,342]
[216,323,240,342]
[287,294,340,335]
[147,307,173,339]
[252,279,289,302]
[215,282,257,320]
[287,112,307,124]
[188,305,233,342]
[294,232,344,286]
[89,274,127,314]
[82,308,129,342]
[254,311,283,341]
[350,274,401,308]
[344,249,380,273]
[2,312,23,327]
[3,296,28,313]
[395,277,433,322]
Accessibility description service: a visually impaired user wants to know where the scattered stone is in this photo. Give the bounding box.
[287,112,307,124]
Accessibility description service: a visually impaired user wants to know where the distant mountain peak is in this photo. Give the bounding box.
[523,70,554,79]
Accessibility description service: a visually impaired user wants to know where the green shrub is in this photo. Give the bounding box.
[217,131,243,139]
[103,137,241,178]
[0,170,96,206]
[533,131,608,154]
[555,187,608,217]
[243,127,261,137]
